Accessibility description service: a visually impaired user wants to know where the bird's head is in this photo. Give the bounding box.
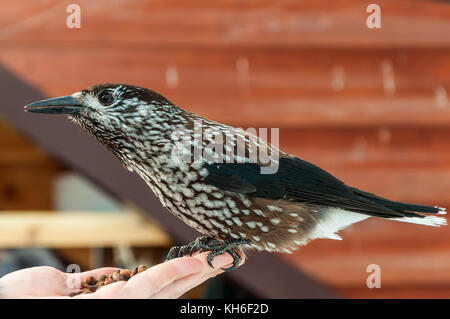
[25,83,186,145]
[25,83,174,121]
[24,83,190,162]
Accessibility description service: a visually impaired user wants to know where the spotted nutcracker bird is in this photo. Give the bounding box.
[25,83,447,271]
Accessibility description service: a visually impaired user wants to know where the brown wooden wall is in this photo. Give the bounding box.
[0,120,62,210]
[0,0,449,298]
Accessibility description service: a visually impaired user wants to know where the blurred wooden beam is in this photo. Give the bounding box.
[0,211,171,248]
[1,48,449,128]
[0,0,449,48]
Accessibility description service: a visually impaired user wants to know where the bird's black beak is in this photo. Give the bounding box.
[24,95,84,115]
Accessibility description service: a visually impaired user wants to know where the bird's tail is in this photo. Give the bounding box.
[353,188,447,227]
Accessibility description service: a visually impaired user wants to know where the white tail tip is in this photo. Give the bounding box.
[391,215,447,227]
[435,206,447,215]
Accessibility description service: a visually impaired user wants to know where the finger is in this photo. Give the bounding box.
[150,269,222,299]
[79,255,218,299]
[151,250,246,299]
[76,250,246,299]
[193,249,246,276]
[168,251,246,298]
[112,257,203,298]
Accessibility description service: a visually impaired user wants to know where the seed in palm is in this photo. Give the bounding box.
[69,265,148,297]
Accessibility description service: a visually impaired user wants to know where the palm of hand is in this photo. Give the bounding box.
[0,252,243,299]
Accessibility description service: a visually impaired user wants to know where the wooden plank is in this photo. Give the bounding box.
[284,217,450,298]
[294,247,450,287]
[337,286,450,299]
[0,211,172,248]
[280,128,450,169]
[0,0,449,48]
[0,48,449,128]
[1,48,448,95]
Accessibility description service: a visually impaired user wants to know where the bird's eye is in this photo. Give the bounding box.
[98,91,115,106]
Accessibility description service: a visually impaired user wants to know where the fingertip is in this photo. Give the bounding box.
[194,250,246,271]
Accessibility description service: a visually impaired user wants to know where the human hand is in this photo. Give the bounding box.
[0,251,245,299]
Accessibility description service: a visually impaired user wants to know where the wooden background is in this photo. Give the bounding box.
[0,0,449,298]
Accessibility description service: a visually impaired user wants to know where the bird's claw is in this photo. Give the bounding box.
[166,236,251,272]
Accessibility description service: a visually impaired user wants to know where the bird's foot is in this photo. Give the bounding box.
[166,236,251,272]
[202,238,251,271]
[167,236,220,260]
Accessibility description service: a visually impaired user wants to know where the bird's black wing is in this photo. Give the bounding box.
[205,157,440,218]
